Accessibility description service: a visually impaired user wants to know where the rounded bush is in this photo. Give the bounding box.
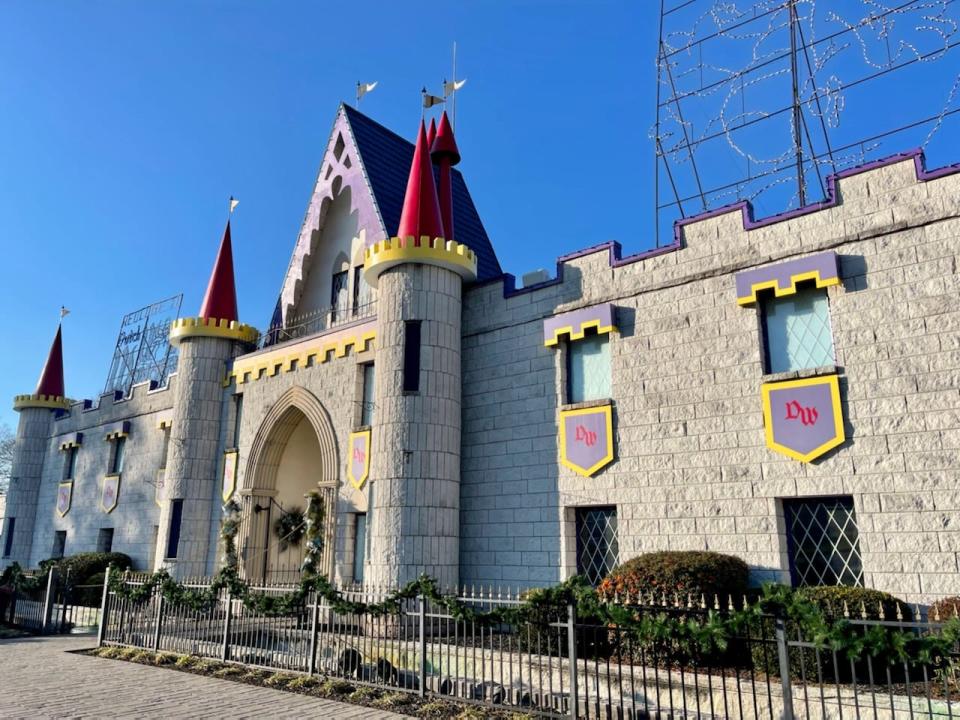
[927,596,960,621]
[597,551,750,604]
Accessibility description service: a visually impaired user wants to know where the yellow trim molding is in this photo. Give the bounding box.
[737,271,841,306]
[169,316,259,346]
[558,403,615,477]
[347,428,371,490]
[222,449,239,502]
[13,393,71,411]
[225,326,376,387]
[157,416,173,430]
[363,236,477,288]
[59,433,83,451]
[545,319,618,348]
[761,375,845,463]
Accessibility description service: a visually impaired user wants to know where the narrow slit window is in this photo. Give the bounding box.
[52,530,67,559]
[232,394,243,448]
[166,499,184,559]
[3,518,15,557]
[97,528,114,554]
[353,513,367,583]
[63,446,78,481]
[361,364,375,426]
[403,321,421,392]
[111,437,126,475]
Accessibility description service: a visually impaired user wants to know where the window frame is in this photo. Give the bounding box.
[110,437,126,475]
[760,283,836,375]
[166,499,184,559]
[353,512,367,584]
[97,527,114,554]
[52,530,67,559]
[63,446,78,481]
[3,517,15,557]
[360,363,375,427]
[565,329,612,405]
[330,269,350,322]
[783,495,864,588]
[574,505,619,586]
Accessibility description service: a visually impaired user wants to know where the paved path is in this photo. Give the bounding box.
[0,634,407,719]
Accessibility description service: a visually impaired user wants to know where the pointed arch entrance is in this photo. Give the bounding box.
[240,386,339,582]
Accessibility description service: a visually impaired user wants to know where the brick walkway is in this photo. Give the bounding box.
[0,634,407,719]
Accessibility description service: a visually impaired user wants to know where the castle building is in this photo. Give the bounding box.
[3,104,960,604]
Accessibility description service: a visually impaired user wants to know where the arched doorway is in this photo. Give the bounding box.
[240,387,339,583]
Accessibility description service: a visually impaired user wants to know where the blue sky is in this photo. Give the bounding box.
[1,1,958,430]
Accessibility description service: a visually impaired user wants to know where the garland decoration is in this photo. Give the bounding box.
[300,491,325,576]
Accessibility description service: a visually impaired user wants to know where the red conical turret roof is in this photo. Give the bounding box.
[397,120,445,240]
[35,324,65,398]
[426,117,437,152]
[199,220,239,322]
[430,111,460,165]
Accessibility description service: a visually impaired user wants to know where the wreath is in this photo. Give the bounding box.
[273,506,306,552]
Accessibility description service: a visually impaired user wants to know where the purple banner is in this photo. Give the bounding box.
[762,375,845,462]
[348,430,371,490]
[559,404,614,477]
[56,482,72,517]
[101,475,121,513]
[735,251,840,305]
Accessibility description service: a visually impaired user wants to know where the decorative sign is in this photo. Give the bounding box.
[155,469,166,507]
[762,375,845,462]
[735,251,840,306]
[559,404,615,477]
[347,430,371,490]
[101,474,121,513]
[103,294,182,396]
[544,303,618,347]
[56,482,73,517]
[222,449,239,502]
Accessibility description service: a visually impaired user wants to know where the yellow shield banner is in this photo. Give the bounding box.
[56,482,73,517]
[762,375,845,462]
[101,474,120,514]
[559,404,615,477]
[347,430,371,490]
[155,469,166,507]
[222,449,239,502]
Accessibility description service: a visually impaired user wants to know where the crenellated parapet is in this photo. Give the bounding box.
[169,316,258,346]
[13,393,71,411]
[363,236,477,287]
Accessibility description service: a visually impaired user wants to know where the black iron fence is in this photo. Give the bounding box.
[1,568,102,634]
[99,572,960,719]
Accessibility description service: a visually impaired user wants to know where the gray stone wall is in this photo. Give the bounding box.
[366,264,463,589]
[2,407,54,568]
[21,380,175,571]
[460,156,960,603]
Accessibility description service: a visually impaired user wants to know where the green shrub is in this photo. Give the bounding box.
[597,551,750,604]
[321,678,354,696]
[371,691,413,709]
[752,585,913,681]
[346,685,379,702]
[42,552,133,590]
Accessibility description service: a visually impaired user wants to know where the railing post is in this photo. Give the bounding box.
[775,615,795,720]
[307,592,320,675]
[567,600,579,719]
[221,589,233,662]
[41,567,58,634]
[418,592,427,698]
[96,567,111,647]
[152,592,165,652]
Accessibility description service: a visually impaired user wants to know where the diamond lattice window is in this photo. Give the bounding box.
[785,497,863,587]
[576,507,619,586]
[762,286,835,373]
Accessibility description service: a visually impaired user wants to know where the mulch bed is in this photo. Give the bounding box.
[75,646,541,719]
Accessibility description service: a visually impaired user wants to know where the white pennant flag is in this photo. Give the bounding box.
[60,306,70,319]
[422,91,445,109]
[443,78,467,97]
[357,81,378,100]
[229,197,240,213]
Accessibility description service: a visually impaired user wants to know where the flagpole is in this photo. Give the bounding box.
[356,81,361,108]
[452,41,457,129]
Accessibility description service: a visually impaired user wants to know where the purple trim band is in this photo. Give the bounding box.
[735,251,840,303]
[543,303,617,346]
[478,149,960,300]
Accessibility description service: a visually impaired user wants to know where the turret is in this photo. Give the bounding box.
[157,218,257,577]
[363,118,476,589]
[3,324,70,567]
[431,111,460,243]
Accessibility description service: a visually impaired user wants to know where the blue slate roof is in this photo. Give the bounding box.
[342,104,502,282]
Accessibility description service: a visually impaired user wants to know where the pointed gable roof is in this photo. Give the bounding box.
[36,323,65,398]
[397,119,445,240]
[341,104,501,280]
[199,220,239,322]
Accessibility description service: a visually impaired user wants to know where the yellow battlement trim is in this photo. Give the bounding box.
[362,236,478,287]
[13,393,71,411]
[169,316,259,345]
[223,329,377,387]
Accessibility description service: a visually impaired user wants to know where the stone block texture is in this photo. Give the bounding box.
[460,156,960,603]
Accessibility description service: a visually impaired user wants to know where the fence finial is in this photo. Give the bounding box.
[860,601,868,620]
[713,594,720,610]
[728,594,734,611]
[842,600,850,619]
[700,593,707,609]
[878,601,885,620]
[933,603,941,622]
[895,602,903,621]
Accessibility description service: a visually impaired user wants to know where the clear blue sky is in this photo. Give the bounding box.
[1,1,957,430]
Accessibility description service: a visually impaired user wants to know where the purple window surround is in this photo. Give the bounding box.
[473,149,959,301]
[734,252,840,304]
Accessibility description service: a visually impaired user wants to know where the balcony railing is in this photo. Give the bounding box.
[258,300,377,350]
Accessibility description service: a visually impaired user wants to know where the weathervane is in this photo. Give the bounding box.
[356,81,378,108]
